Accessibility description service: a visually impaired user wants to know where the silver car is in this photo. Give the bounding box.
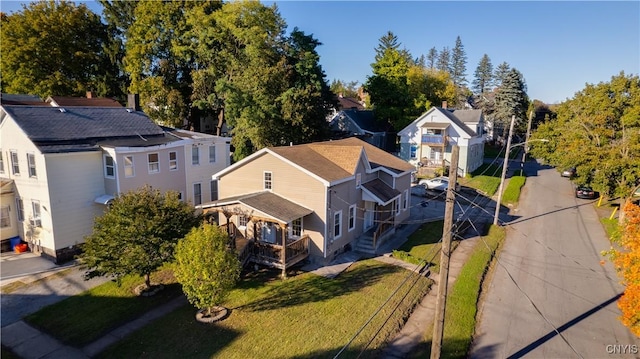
[419,176,460,191]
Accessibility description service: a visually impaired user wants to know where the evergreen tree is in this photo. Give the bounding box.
[427,47,438,69]
[450,36,468,86]
[436,47,450,73]
[472,54,494,95]
[494,68,529,134]
[494,61,511,88]
[374,30,400,61]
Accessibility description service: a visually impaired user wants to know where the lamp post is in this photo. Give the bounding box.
[493,121,549,226]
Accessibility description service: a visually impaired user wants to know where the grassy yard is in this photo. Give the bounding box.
[97,260,432,358]
[409,225,506,358]
[501,171,526,206]
[392,220,459,273]
[461,164,502,196]
[25,267,181,346]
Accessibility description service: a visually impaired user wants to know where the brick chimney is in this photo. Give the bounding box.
[442,101,447,109]
[127,94,140,111]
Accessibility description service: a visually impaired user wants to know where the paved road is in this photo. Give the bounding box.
[471,161,640,358]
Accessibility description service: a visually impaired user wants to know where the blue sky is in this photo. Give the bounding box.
[2,1,638,104]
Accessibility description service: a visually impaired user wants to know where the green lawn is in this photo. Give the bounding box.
[97,260,432,358]
[462,164,502,196]
[392,220,460,273]
[502,174,526,206]
[25,267,181,346]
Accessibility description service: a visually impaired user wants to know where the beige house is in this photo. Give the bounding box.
[201,137,415,274]
[0,102,230,262]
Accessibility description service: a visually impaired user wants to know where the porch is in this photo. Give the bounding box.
[203,191,314,277]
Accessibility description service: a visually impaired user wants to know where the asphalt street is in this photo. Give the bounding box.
[471,161,640,358]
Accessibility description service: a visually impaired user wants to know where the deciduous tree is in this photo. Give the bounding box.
[81,186,201,289]
[0,1,119,98]
[173,223,240,317]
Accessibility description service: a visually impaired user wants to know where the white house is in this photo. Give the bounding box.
[0,102,230,263]
[398,106,485,177]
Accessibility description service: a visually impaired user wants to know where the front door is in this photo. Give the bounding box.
[364,201,375,230]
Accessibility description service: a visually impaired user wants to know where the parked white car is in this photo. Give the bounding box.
[419,176,460,192]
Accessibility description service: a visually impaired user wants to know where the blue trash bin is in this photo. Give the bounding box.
[10,236,22,251]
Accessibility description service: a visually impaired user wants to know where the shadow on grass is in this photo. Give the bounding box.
[408,338,500,359]
[237,262,403,312]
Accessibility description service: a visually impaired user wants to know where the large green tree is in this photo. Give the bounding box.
[493,68,529,135]
[81,186,201,289]
[174,223,240,317]
[0,1,119,98]
[531,72,640,200]
[450,36,467,87]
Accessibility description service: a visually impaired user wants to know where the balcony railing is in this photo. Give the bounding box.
[373,216,395,249]
[251,235,310,270]
[421,134,446,145]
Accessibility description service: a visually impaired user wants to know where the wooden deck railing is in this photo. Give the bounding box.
[373,216,395,249]
[251,235,310,269]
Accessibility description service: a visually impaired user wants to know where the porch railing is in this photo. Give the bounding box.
[373,216,395,249]
[251,235,310,269]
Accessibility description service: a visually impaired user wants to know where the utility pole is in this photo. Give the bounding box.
[431,145,459,359]
[494,115,516,226]
[521,111,533,171]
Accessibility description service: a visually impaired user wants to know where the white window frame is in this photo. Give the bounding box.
[209,145,216,163]
[124,155,135,177]
[104,154,115,178]
[0,206,10,228]
[348,204,356,231]
[27,153,36,178]
[290,218,302,238]
[333,210,342,240]
[169,151,178,171]
[264,171,272,190]
[238,215,248,228]
[356,173,362,188]
[10,150,19,175]
[31,200,42,228]
[192,145,199,165]
[15,198,24,222]
[193,182,202,206]
[394,198,400,216]
[148,153,159,173]
[0,150,5,174]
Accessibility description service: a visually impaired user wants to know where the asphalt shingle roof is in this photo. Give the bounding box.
[4,106,164,142]
[203,191,313,224]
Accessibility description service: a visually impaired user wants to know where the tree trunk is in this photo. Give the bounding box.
[145,273,151,289]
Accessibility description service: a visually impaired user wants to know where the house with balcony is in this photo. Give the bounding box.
[398,106,485,177]
[200,137,414,276]
[0,99,230,262]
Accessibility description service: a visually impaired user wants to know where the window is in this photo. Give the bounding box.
[0,150,4,174]
[192,145,199,165]
[15,198,24,222]
[403,190,409,211]
[148,153,159,173]
[356,173,362,188]
[264,171,272,190]
[238,215,248,228]
[169,151,178,171]
[104,154,114,178]
[27,153,36,177]
[31,200,41,227]
[210,180,218,201]
[291,218,302,237]
[0,206,9,228]
[394,198,400,216]
[333,210,342,240]
[10,150,19,175]
[348,205,356,231]
[124,156,135,177]
[209,145,216,163]
[193,183,202,206]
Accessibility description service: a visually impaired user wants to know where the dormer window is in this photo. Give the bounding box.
[264,171,272,190]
